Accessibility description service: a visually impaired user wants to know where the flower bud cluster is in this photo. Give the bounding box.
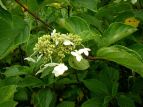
[33,29,82,62]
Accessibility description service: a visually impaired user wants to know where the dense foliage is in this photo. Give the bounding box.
[0,0,143,107]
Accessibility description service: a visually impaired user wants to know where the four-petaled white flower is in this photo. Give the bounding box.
[52,63,68,77]
[63,40,74,46]
[24,57,36,63]
[78,48,91,56]
[71,50,83,62]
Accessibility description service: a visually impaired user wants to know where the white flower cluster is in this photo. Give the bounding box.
[25,29,91,77]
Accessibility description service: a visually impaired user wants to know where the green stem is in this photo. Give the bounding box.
[15,0,52,30]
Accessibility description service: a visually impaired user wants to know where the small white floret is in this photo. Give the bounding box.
[78,48,91,56]
[52,64,68,77]
[51,29,56,36]
[71,50,83,62]
[63,40,74,46]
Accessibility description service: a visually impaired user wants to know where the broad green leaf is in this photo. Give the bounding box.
[0,77,21,87]
[0,100,17,107]
[129,44,143,58]
[100,22,137,47]
[98,67,119,94]
[32,89,56,107]
[4,65,30,77]
[80,14,104,33]
[76,0,100,12]
[117,95,135,107]
[57,101,75,107]
[96,45,143,77]
[97,2,132,21]
[58,16,90,34]
[0,85,17,103]
[82,79,109,95]
[14,88,28,101]
[17,76,44,87]
[40,67,53,78]
[79,30,101,43]
[27,0,38,12]
[103,96,112,106]
[81,98,106,107]
[134,10,143,22]
[68,56,89,70]
[0,7,29,59]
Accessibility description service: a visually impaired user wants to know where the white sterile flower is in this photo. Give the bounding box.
[131,0,137,4]
[63,40,74,46]
[78,48,91,56]
[24,57,36,63]
[52,63,68,77]
[51,29,56,36]
[71,50,83,62]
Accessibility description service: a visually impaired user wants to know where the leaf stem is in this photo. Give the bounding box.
[15,0,52,30]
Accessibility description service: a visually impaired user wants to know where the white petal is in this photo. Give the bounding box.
[78,48,91,56]
[55,40,59,45]
[71,51,78,57]
[63,40,74,46]
[84,51,89,56]
[71,50,83,61]
[76,55,82,62]
[51,29,56,36]
[52,64,68,77]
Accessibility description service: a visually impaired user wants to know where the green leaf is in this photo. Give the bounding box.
[14,88,28,101]
[100,22,137,47]
[76,0,99,12]
[17,76,44,87]
[98,67,119,94]
[82,79,109,95]
[103,96,112,106]
[81,98,106,107]
[79,30,101,43]
[97,2,132,21]
[32,89,56,107]
[0,85,17,103]
[117,95,135,107]
[4,65,30,77]
[112,82,118,96]
[0,77,21,87]
[0,100,17,107]
[40,67,53,78]
[27,0,38,12]
[58,16,90,34]
[96,45,143,77]
[57,101,75,107]
[0,7,29,59]
[129,44,143,58]
[68,56,89,70]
